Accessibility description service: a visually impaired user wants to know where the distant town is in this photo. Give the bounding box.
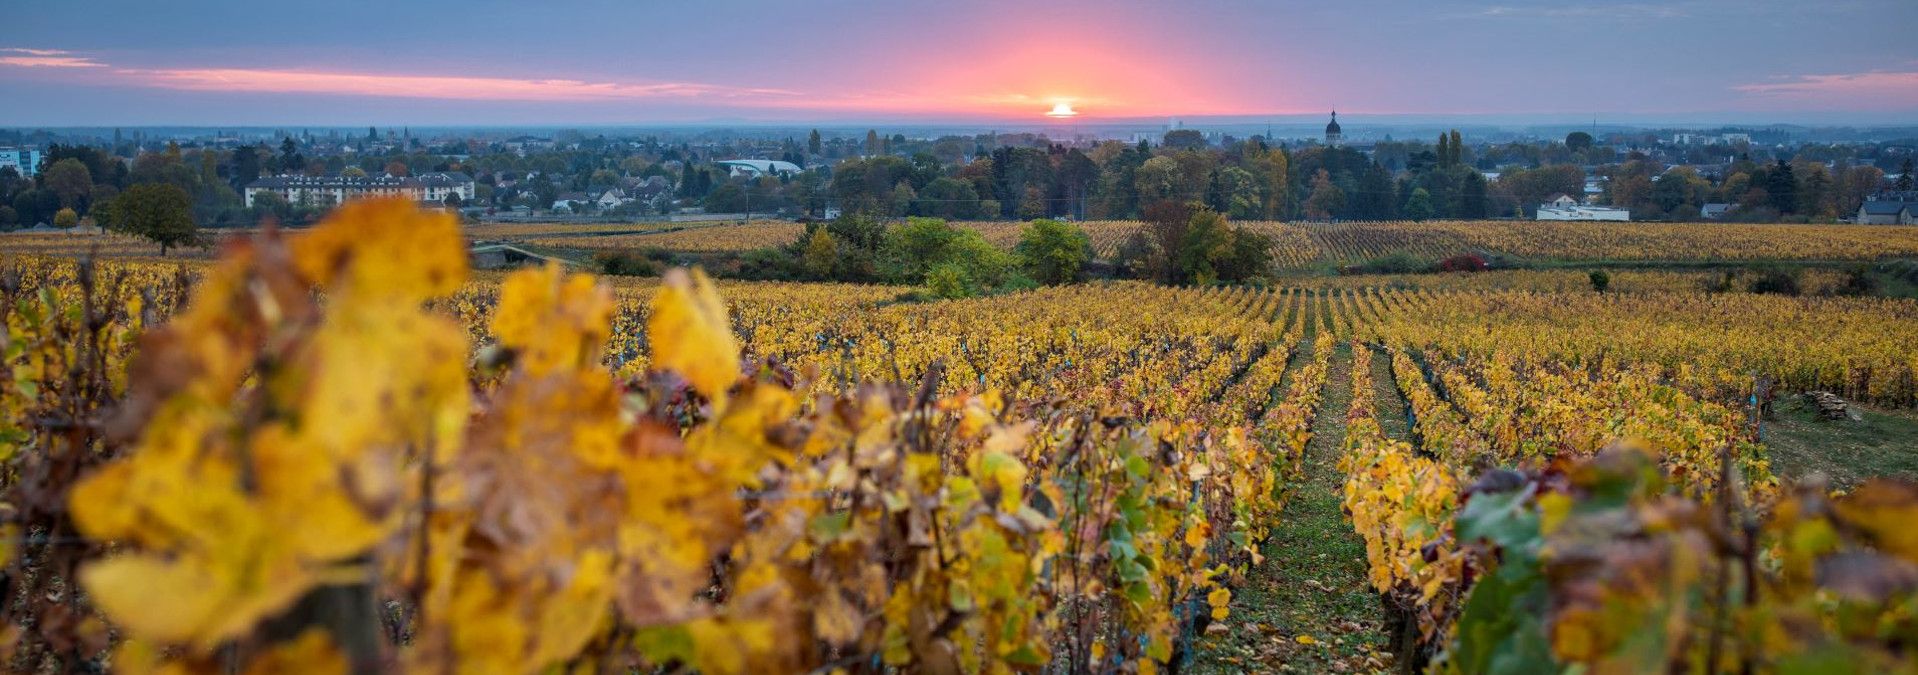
[2,115,1915,235]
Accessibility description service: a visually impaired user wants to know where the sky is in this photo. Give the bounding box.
[3,0,1917,127]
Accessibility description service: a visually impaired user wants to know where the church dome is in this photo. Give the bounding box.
[1325,111,1341,135]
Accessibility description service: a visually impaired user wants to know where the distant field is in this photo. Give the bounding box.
[0,231,223,261]
[476,218,1918,269]
[17,219,1918,273]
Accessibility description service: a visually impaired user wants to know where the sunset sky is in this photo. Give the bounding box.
[4,0,1916,126]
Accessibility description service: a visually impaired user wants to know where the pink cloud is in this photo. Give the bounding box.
[0,48,103,68]
[2,48,73,57]
[1,50,797,103]
[1734,71,1918,107]
[119,67,798,102]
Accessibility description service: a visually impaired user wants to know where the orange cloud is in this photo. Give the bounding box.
[760,38,1259,119]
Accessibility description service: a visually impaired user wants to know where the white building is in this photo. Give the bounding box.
[244,172,475,208]
[714,159,802,178]
[1537,203,1631,221]
[0,147,43,177]
[595,188,630,209]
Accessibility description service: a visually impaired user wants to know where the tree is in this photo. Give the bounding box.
[1798,164,1833,218]
[918,177,981,220]
[384,161,409,177]
[864,130,882,157]
[42,158,93,210]
[100,183,198,255]
[53,207,78,229]
[1209,166,1262,219]
[341,166,368,178]
[1303,170,1345,220]
[1140,200,1195,282]
[278,137,303,173]
[1134,156,1182,204]
[1765,160,1798,214]
[1565,132,1594,152]
[231,144,264,188]
[1253,146,1290,219]
[1456,172,1487,218]
[890,180,918,217]
[1162,129,1206,151]
[1177,208,1234,285]
[1403,188,1435,222]
[1899,159,1914,191]
[1352,163,1396,219]
[801,227,838,278]
[1015,219,1093,285]
[1171,207,1271,284]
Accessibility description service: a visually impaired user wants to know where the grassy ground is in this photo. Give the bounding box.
[1762,394,1918,489]
[1191,341,1393,673]
[1366,347,1411,443]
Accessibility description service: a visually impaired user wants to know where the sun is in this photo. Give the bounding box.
[1044,101,1079,118]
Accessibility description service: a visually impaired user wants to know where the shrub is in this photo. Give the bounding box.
[1173,207,1273,284]
[734,247,802,281]
[925,262,975,299]
[1748,268,1801,296]
[594,250,659,277]
[1835,266,1878,297]
[1703,270,1739,293]
[1589,270,1611,293]
[1015,219,1093,285]
[1358,252,1427,275]
[1436,254,1489,272]
[881,217,1015,292]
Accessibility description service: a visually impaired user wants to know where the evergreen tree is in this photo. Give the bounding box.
[1899,159,1915,191]
[807,129,822,157]
[1766,159,1798,214]
[1457,171,1488,218]
[1404,188,1436,222]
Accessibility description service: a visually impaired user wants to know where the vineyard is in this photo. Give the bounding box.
[3,200,1917,673]
[469,218,1918,270]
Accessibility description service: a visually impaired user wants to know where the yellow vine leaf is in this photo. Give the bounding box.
[494,264,614,376]
[648,268,739,404]
[243,629,348,675]
[290,197,467,303]
[1207,587,1231,621]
